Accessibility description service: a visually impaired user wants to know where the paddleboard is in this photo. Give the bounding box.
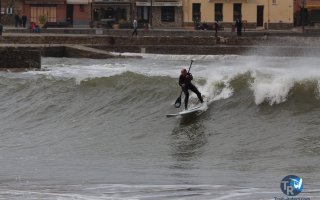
[166,102,208,118]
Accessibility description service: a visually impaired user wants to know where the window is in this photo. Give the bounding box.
[272,0,277,5]
[115,8,127,21]
[161,7,175,22]
[31,6,57,23]
[137,6,149,22]
[106,7,114,19]
[215,3,223,21]
[79,5,85,12]
[192,3,201,22]
[233,3,242,21]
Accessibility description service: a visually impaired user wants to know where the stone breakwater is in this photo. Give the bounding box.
[0,48,41,69]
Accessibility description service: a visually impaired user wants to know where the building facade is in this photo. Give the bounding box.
[134,0,183,28]
[23,0,66,24]
[0,0,24,25]
[66,0,91,27]
[295,0,320,26]
[0,0,91,27]
[23,0,91,27]
[92,0,132,26]
[183,0,294,29]
[1,0,308,29]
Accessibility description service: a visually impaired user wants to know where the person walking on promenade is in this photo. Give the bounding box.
[132,18,138,37]
[0,23,3,36]
[235,18,242,36]
[214,20,219,37]
[22,15,27,28]
[14,14,20,27]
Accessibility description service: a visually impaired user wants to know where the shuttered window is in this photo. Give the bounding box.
[30,6,57,24]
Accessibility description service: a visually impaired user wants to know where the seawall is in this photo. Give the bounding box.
[0,48,41,69]
[2,33,320,57]
[1,30,320,69]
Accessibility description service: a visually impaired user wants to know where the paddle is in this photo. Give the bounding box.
[174,60,194,108]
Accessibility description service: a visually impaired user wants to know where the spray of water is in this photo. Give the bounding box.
[23,54,320,106]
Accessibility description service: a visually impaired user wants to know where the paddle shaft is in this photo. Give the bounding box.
[187,60,193,73]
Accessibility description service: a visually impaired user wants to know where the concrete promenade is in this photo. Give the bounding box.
[1,26,320,58]
[1,25,318,37]
[1,26,320,69]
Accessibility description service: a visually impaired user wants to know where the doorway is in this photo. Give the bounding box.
[66,4,73,25]
[257,5,264,27]
[192,3,201,22]
[233,3,241,21]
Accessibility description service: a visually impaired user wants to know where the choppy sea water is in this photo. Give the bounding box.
[0,54,320,199]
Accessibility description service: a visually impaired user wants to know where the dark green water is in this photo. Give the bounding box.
[0,55,319,199]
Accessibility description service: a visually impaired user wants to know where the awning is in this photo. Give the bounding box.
[93,3,130,6]
[67,0,92,4]
[136,1,182,6]
[208,0,247,1]
[25,0,65,4]
[93,0,130,2]
[306,4,320,9]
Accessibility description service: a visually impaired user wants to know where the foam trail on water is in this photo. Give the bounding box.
[112,52,240,61]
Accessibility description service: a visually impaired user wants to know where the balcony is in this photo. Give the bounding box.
[24,0,65,4]
[67,0,93,3]
[221,0,248,1]
[136,0,182,6]
[93,0,131,2]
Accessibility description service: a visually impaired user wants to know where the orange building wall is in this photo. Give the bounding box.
[23,4,67,23]
[23,4,31,20]
[73,5,89,20]
[57,4,67,22]
[295,0,320,9]
[73,4,90,26]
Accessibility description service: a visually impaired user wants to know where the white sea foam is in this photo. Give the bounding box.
[251,76,295,105]
[0,184,274,200]
[24,55,320,105]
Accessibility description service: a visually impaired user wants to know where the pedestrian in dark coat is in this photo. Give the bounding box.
[22,15,27,28]
[235,18,242,36]
[14,14,20,27]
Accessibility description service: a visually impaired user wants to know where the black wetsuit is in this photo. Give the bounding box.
[179,73,203,109]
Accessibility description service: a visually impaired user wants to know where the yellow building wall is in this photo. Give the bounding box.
[223,3,233,22]
[269,0,294,23]
[183,0,294,27]
[242,3,256,23]
[202,1,214,22]
[183,0,214,23]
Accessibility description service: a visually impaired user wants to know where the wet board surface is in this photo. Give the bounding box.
[166,102,208,118]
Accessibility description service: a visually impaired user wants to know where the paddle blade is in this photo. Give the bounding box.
[174,96,181,108]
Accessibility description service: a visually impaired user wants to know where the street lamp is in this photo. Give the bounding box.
[267,0,269,30]
[150,0,153,28]
[302,0,305,32]
[90,0,93,25]
[0,0,2,22]
[0,0,3,36]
